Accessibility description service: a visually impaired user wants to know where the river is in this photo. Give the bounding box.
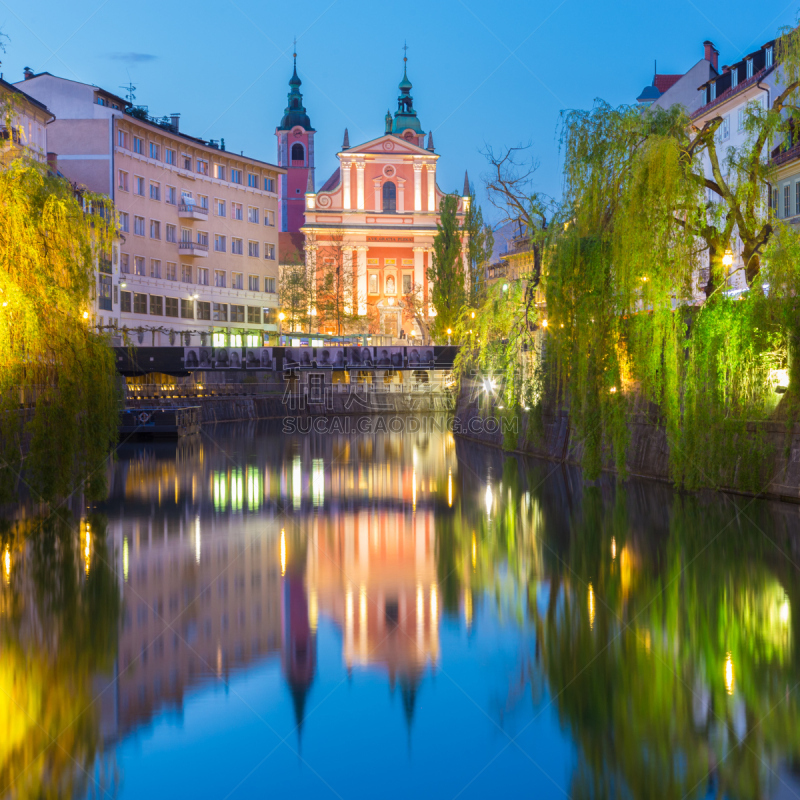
[1,415,799,799]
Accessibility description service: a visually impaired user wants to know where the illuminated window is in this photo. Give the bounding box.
[212,332,226,347]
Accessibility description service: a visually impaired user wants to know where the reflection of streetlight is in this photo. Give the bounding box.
[278,311,285,338]
[725,651,734,695]
[280,529,286,576]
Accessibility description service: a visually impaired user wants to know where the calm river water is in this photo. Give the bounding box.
[2,416,800,799]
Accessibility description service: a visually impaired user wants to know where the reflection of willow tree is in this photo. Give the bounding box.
[0,513,121,798]
[537,491,800,800]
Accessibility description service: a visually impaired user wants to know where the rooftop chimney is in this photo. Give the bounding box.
[703,40,719,72]
[23,67,33,80]
[170,113,180,132]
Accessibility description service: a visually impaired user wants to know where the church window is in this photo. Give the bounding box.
[382,181,397,213]
[291,143,304,162]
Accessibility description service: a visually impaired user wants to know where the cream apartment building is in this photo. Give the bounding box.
[15,71,285,345]
[0,75,52,164]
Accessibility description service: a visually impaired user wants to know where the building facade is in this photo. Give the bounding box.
[279,57,469,338]
[0,75,52,164]
[15,72,285,345]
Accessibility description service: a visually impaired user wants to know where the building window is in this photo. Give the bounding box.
[150,295,163,315]
[785,184,790,217]
[150,259,161,278]
[183,154,192,171]
[133,292,147,314]
[709,81,716,101]
[197,301,211,320]
[166,223,177,243]
[248,275,260,291]
[150,182,161,201]
[731,68,738,89]
[247,173,258,188]
[214,234,226,253]
[197,159,209,176]
[737,108,745,132]
[796,181,800,216]
[773,187,779,212]
[117,130,129,149]
[232,272,243,290]
[766,46,774,68]
[248,207,259,224]
[214,270,226,288]
[216,199,226,216]
[247,306,261,324]
[180,299,194,319]
[402,273,412,294]
[369,273,378,294]
[230,304,245,322]
[291,143,304,162]
[166,262,177,280]
[166,185,177,204]
[134,216,145,236]
[120,291,131,312]
[98,275,112,311]
[212,302,227,321]
[181,264,193,283]
[232,238,243,255]
[214,164,226,181]
[133,136,143,154]
[717,116,730,141]
[134,256,145,276]
[118,170,129,191]
[165,148,176,165]
[265,177,275,192]
[265,277,276,293]
[231,168,242,184]
[119,211,129,233]
[120,253,130,274]
[746,58,754,79]
[382,181,397,212]
[264,210,275,227]
[248,241,259,258]
[232,202,243,221]
[197,267,209,286]
[165,297,178,317]
[134,176,145,196]
[199,194,208,210]
[264,243,275,260]
[149,142,160,160]
[150,220,161,240]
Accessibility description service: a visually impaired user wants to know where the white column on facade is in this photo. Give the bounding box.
[356,246,368,315]
[412,246,425,293]
[373,179,382,212]
[343,247,354,314]
[426,163,436,212]
[427,247,436,316]
[342,161,351,210]
[398,179,406,212]
[356,161,366,210]
[413,163,423,212]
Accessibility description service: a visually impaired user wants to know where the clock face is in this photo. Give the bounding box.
[292,127,304,137]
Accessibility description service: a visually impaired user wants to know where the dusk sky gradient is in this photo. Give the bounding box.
[1,0,798,222]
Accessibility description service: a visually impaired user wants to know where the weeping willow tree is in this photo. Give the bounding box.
[460,22,800,490]
[0,157,119,503]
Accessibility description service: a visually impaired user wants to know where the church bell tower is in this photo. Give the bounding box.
[276,48,315,233]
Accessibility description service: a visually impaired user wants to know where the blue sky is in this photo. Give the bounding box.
[1,0,797,222]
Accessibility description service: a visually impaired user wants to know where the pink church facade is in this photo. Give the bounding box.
[278,55,469,338]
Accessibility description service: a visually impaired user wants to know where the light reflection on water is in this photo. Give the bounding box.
[1,415,800,799]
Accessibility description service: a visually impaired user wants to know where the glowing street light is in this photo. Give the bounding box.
[540,319,548,328]
[722,249,734,268]
[447,327,452,345]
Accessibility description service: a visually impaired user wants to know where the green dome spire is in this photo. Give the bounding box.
[392,43,423,136]
[279,46,314,131]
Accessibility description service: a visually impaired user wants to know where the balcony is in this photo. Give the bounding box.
[178,202,209,220]
[178,240,209,258]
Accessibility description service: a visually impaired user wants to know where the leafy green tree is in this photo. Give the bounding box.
[0,156,118,502]
[463,191,494,306]
[315,234,362,336]
[279,262,311,334]
[428,194,466,341]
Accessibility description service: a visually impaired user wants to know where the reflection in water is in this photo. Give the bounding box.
[1,416,800,798]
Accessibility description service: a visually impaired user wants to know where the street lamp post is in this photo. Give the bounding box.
[447,327,452,345]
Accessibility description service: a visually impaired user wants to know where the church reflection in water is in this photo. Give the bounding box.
[102,418,451,740]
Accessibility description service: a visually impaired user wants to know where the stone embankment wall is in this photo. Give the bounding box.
[454,389,800,502]
[126,392,454,423]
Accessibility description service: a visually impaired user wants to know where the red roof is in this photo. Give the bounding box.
[319,168,340,193]
[653,74,683,93]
